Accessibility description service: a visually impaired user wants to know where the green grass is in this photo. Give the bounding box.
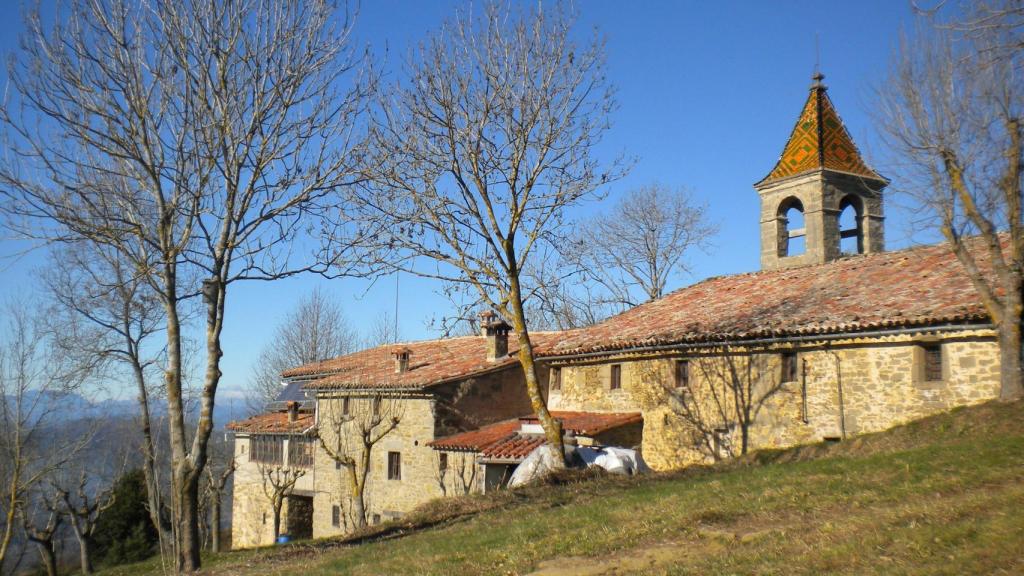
[101,400,1024,575]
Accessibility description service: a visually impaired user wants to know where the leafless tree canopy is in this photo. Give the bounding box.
[353,2,627,459]
[0,1,375,570]
[248,287,358,412]
[875,1,1023,400]
[0,302,92,571]
[569,183,716,309]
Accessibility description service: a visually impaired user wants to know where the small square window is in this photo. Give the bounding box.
[923,344,943,381]
[781,352,798,383]
[331,505,341,527]
[550,368,562,391]
[372,514,382,525]
[675,360,689,389]
[610,364,622,390]
[387,451,402,481]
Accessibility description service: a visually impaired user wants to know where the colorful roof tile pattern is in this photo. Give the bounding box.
[429,411,643,461]
[226,410,315,435]
[758,75,884,186]
[549,238,997,357]
[283,332,562,390]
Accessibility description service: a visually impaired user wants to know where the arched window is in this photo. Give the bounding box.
[778,197,805,257]
[838,196,863,254]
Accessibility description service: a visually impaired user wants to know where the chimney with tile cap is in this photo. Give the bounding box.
[392,347,412,373]
[478,310,511,362]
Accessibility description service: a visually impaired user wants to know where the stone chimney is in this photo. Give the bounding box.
[287,401,299,423]
[478,310,511,362]
[392,347,412,373]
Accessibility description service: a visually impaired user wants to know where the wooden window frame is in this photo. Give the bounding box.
[922,343,943,382]
[342,397,351,416]
[550,367,562,391]
[610,364,622,390]
[675,360,690,389]
[387,451,402,481]
[781,352,798,383]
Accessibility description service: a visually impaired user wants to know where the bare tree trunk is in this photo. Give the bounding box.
[209,491,222,553]
[34,541,57,576]
[509,273,564,461]
[71,527,93,575]
[272,499,283,541]
[999,308,1024,400]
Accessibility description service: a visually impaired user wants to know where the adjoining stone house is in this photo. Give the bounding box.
[537,74,1002,470]
[228,315,569,548]
[226,392,316,549]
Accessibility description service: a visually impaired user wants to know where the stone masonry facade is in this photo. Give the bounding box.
[548,330,1000,470]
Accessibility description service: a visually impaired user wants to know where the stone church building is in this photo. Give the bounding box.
[226,75,1002,549]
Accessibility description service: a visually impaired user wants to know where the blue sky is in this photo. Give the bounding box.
[0,1,933,403]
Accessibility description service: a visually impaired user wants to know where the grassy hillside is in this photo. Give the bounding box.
[104,400,1024,575]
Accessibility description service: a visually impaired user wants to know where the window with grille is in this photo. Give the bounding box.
[781,352,798,383]
[250,435,284,465]
[675,360,690,389]
[288,436,315,469]
[550,368,562,391]
[387,451,402,480]
[923,344,943,381]
[610,364,622,390]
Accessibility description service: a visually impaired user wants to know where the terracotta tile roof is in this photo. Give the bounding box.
[226,410,315,435]
[429,411,643,461]
[283,332,562,391]
[548,239,995,357]
[757,76,884,186]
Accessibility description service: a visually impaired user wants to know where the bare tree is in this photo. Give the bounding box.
[317,394,403,529]
[203,454,235,553]
[0,1,375,570]
[248,288,358,411]
[57,471,119,575]
[663,350,787,461]
[43,242,174,554]
[355,2,627,464]
[567,183,716,309]
[0,303,91,570]
[258,465,305,542]
[18,487,64,576]
[362,311,402,349]
[875,2,1023,400]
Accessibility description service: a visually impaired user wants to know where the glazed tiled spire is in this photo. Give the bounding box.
[758,73,884,185]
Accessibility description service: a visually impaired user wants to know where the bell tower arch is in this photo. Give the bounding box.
[754,74,888,271]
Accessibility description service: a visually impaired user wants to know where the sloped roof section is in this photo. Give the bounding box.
[757,74,884,186]
[283,332,562,391]
[226,410,315,435]
[430,411,643,460]
[549,238,996,357]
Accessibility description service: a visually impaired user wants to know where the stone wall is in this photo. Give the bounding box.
[548,330,1000,470]
[433,363,543,437]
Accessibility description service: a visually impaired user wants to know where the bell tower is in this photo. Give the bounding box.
[754,73,888,271]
